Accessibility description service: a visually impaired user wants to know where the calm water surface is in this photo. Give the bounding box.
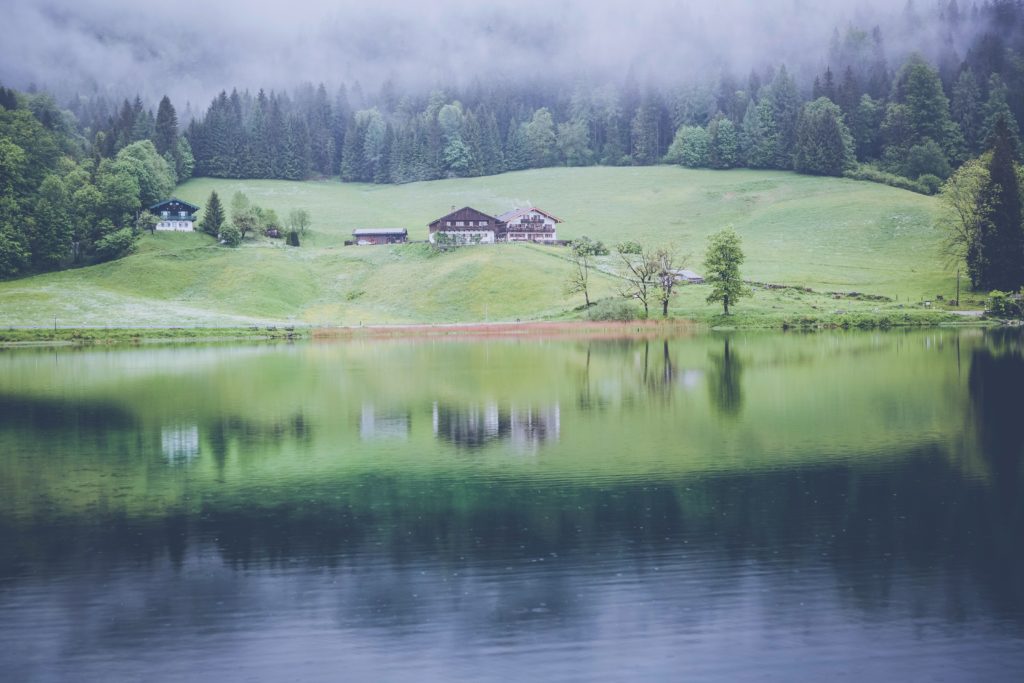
[0,330,1022,681]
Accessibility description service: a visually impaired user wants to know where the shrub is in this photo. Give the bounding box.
[219,223,242,247]
[93,228,138,261]
[286,230,300,247]
[615,240,642,255]
[987,290,1023,317]
[588,298,638,321]
[843,164,932,195]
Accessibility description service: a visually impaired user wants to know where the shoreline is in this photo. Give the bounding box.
[0,313,995,348]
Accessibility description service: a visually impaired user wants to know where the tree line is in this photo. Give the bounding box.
[5,0,1024,282]
[1,88,179,278]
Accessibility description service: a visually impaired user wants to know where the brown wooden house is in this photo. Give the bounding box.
[428,207,506,245]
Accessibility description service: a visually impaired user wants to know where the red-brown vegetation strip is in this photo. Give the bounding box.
[312,320,698,341]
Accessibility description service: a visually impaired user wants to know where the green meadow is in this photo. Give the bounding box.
[0,167,963,328]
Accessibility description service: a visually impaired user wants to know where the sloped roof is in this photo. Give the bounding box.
[353,228,407,236]
[149,197,200,213]
[496,206,564,223]
[428,206,503,229]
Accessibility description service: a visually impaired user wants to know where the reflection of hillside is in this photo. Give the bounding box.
[4,452,1021,631]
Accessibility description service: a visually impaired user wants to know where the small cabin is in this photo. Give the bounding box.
[353,228,408,245]
[428,207,505,245]
[496,207,562,243]
[150,198,200,232]
[672,269,705,284]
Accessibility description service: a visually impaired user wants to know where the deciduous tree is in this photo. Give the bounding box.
[703,228,751,314]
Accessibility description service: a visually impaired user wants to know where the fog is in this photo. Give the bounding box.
[0,0,959,107]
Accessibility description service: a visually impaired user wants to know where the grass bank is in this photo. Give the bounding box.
[0,167,968,330]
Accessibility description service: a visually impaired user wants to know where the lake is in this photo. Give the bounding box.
[1,330,1022,681]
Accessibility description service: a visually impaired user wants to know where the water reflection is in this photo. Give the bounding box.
[360,404,411,440]
[707,337,743,418]
[1,331,1023,680]
[969,333,1024,493]
[161,425,200,462]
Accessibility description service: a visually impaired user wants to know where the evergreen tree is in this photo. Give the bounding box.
[153,95,178,156]
[951,69,982,153]
[199,190,225,237]
[968,116,1024,290]
[740,97,779,168]
[980,75,1022,154]
[768,67,800,168]
[889,54,964,161]
[793,98,855,176]
[708,115,739,169]
[630,102,661,165]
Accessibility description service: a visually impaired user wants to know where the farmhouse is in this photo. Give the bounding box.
[428,207,506,245]
[150,198,199,232]
[497,207,561,243]
[352,228,408,245]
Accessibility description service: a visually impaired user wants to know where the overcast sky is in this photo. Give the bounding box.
[1,0,931,107]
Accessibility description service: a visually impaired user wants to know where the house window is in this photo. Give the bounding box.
[446,221,452,227]
[479,220,488,226]
[456,221,464,227]
[161,211,169,218]
[179,211,187,217]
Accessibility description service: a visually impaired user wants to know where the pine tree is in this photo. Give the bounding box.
[793,98,855,176]
[200,190,225,237]
[951,69,982,153]
[708,115,739,169]
[153,95,178,156]
[968,116,1024,290]
[769,67,800,169]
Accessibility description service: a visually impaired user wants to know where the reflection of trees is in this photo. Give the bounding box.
[7,455,1023,629]
[708,337,743,417]
[969,334,1024,496]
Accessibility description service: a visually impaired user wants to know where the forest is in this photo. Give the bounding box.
[2,0,1024,282]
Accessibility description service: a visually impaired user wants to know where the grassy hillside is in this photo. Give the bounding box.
[0,167,958,328]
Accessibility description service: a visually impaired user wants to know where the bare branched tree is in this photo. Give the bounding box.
[654,246,687,318]
[618,244,659,318]
[565,242,594,307]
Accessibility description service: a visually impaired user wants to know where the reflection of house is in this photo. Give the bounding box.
[509,404,561,451]
[496,207,561,243]
[432,402,509,449]
[431,401,561,451]
[150,198,200,232]
[428,207,505,245]
[352,228,408,245]
[161,425,200,461]
[360,404,410,440]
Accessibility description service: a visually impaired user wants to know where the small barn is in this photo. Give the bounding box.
[353,228,408,245]
[672,269,705,284]
[150,198,200,232]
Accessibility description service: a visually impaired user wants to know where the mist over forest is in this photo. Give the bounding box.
[3,0,1024,286]
[0,0,992,106]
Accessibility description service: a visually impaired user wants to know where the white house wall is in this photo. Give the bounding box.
[155,221,194,232]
